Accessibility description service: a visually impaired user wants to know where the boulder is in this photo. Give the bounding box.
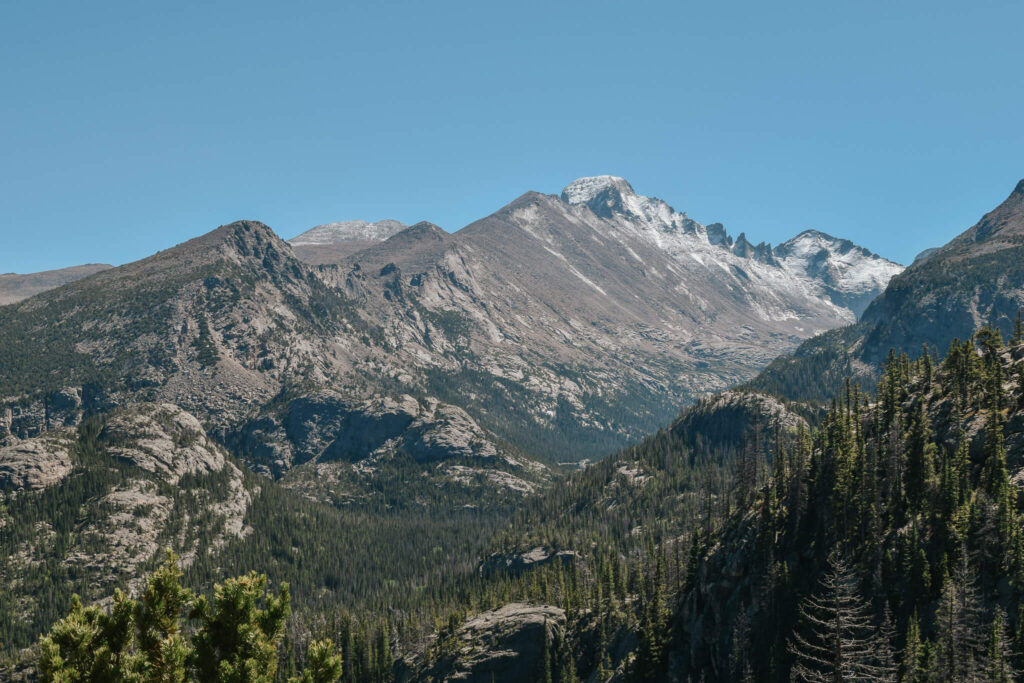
[414,603,566,682]
[479,547,578,577]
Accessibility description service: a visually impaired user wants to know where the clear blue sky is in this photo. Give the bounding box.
[2,0,1022,273]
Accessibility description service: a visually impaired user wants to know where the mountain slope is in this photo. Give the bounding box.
[0,221,538,495]
[0,178,900,465]
[750,178,1024,402]
[319,176,898,457]
[674,330,1024,680]
[0,264,113,306]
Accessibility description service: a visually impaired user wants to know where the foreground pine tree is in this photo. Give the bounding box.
[37,551,344,682]
[787,552,896,682]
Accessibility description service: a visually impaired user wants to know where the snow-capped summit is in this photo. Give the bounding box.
[561,175,636,208]
[774,229,904,318]
[290,219,408,246]
[557,175,903,320]
[287,220,411,266]
[561,176,704,241]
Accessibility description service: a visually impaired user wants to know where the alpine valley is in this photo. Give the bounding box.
[5,176,1024,682]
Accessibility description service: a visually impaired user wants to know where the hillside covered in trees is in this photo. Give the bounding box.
[675,321,1024,680]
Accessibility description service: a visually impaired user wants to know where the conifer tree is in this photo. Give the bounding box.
[136,550,193,682]
[904,401,936,513]
[901,610,924,683]
[36,556,343,682]
[189,572,291,682]
[292,639,344,683]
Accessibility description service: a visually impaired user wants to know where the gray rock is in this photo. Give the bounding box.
[412,603,566,682]
[100,403,226,484]
[0,436,74,492]
[244,393,510,475]
[479,547,578,577]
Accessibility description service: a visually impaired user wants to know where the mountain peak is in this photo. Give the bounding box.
[290,220,408,246]
[561,176,636,205]
[559,176,641,220]
[929,177,1024,261]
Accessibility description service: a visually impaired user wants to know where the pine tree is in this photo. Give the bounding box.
[787,552,896,682]
[373,621,392,682]
[904,401,936,513]
[901,610,924,683]
[38,592,140,682]
[539,618,553,683]
[135,550,193,682]
[35,555,336,682]
[190,572,291,682]
[291,639,344,683]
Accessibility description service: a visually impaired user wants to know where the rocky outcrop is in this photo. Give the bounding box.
[243,392,508,476]
[671,390,809,456]
[479,547,578,577]
[0,435,74,493]
[410,603,566,683]
[100,403,226,484]
[0,387,97,445]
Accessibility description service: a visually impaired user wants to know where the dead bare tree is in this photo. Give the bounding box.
[788,551,896,682]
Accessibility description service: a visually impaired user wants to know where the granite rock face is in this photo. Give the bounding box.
[479,547,578,577]
[671,390,809,453]
[410,603,566,683]
[100,403,226,484]
[0,436,74,493]
[242,392,506,476]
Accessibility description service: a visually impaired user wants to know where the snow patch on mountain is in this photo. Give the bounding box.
[290,220,408,245]
[774,230,904,317]
[559,176,903,321]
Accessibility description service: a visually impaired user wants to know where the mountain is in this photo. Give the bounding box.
[773,229,904,317]
[315,175,899,457]
[0,178,900,465]
[289,219,409,265]
[0,220,541,499]
[750,178,1024,402]
[0,263,112,306]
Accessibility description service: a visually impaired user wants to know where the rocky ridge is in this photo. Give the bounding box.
[0,178,901,466]
[750,178,1024,402]
[0,263,113,306]
[289,219,409,265]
